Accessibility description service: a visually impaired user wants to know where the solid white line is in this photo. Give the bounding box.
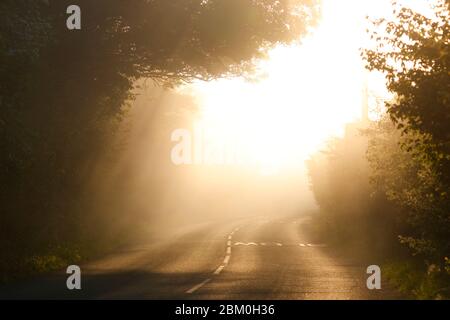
[223,255,230,264]
[186,278,211,294]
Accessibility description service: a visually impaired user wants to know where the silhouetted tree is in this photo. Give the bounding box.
[0,0,318,280]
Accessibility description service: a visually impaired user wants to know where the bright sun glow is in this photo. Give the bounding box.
[181,0,432,174]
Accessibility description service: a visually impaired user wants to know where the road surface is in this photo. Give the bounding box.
[0,215,401,299]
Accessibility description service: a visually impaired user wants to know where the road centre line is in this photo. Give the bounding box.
[213,265,225,275]
[186,278,211,294]
[186,228,236,294]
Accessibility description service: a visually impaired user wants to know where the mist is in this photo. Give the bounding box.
[2,0,447,300]
[86,83,317,243]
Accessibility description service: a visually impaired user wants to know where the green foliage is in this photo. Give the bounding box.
[384,259,450,299]
[43,0,319,85]
[365,114,450,297]
[0,244,83,283]
[363,0,449,145]
[358,0,450,298]
[363,0,450,265]
[24,245,82,274]
[308,1,450,298]
[367,115,450,260]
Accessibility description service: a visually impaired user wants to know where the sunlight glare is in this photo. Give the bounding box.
[183,0,433,174]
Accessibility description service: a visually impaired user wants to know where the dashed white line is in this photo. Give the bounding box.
[186,228,237,294]
[231,242,327,247]
[213,265,225,275]
[307,244,328,247]
[186,278,211,294]
[234,242,258,246]
[185,223,329,295]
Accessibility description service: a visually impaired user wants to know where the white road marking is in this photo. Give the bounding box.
[307,244,328,247]
[235,242,284,246]
[231,242,327,247]
[214,265,225,275]
[234,242,258,246]
[186,278,211,294]
[186,225,329,295]
[186,227,238,294]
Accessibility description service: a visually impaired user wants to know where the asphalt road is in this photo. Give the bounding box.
[0,215,402,299]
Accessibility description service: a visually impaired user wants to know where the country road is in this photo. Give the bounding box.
[0,215,402,300]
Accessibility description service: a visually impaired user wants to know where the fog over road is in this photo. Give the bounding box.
[0,215,401,300]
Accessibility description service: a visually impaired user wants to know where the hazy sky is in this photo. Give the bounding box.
[177,0,432,174]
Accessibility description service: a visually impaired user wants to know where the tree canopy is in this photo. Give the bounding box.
[42,0,318,84]
[363,0,449,148]
[0,0,319,280]
[308,0,450,299]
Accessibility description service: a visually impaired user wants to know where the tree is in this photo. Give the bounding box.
[363,0,450,293]
[45,0,319,85]
[367,115,449,261]
[0,0,319,279]
[362,0,449,184]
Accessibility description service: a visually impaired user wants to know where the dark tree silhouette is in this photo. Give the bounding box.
[0,0,318,280]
